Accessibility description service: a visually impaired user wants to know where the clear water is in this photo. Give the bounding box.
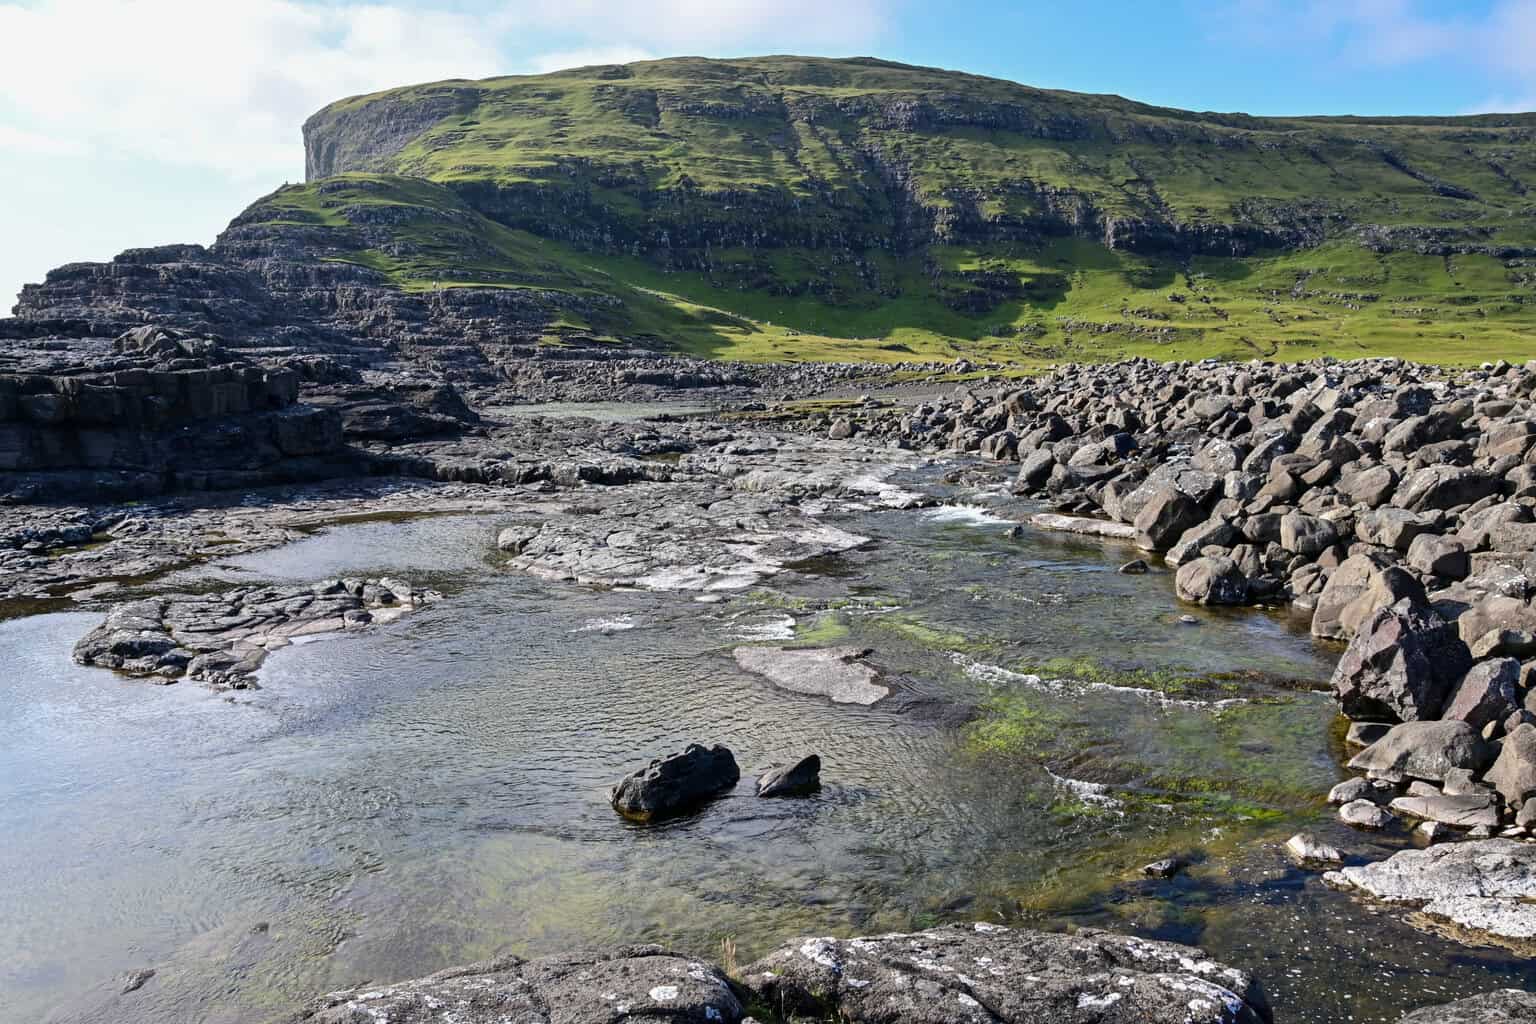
[482,401,718,423]
[2,494,1533,1024]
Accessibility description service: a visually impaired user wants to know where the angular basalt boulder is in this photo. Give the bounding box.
[1330,600,1471,722]
[1441,658,1522,732]
[1176,556,1250,606]
[1312,555,1427,641]
[741,923,1272,1024]
[1133,485,1205,551]
[1326,840,1536,947]
[1347,720,1493,783]
[611,744,740,821]
[1485,723,1536,809]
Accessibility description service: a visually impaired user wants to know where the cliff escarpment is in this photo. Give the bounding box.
[14,56,1536,366]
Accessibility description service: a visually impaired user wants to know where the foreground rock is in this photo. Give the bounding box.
[733,646,889,704]
[1398,989,1536,1023]
[287,947,742,1023]
[71,577,437,687]
[741,922,1271,1023]
[1325,839,1536,947]
[611,744,740,822]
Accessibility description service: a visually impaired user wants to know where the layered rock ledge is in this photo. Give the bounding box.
[283,924,1272,1024]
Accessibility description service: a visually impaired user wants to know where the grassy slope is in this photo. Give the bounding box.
[255,57,1536,365]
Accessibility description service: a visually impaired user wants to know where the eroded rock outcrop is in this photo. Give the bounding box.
[287,947,743,1023]
[741,922,1272,1023]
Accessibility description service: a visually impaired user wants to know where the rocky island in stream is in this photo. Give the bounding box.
[6,52,1536,1024]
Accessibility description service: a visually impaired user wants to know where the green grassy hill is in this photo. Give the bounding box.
[232,56,1536,365]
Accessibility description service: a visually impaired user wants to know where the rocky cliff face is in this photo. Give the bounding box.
[300,56,1536,260]
[0,326,354,500]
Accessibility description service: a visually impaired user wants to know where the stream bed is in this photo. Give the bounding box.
[3,474,1535,1023]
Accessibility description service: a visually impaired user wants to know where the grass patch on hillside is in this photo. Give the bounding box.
[238,173,1536,366]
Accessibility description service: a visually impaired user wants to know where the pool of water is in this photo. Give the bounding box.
[482,401,718,423]
[2,479,1533,1023]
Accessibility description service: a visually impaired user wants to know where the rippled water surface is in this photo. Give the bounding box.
[3,477,1534,1023]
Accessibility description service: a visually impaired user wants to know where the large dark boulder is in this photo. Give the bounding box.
[611,744,740,821]
[1133,486,1205,551]
[289,947,743,1023]
[1176,556,1250,605]
[1330,600,1471,722]
[741,923,1271,1024]
[1311,555,1427,641]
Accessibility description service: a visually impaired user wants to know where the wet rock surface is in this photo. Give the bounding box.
[740,922,1271,1024]
[1325,840,1536,947]
[756,754,822,797]
[732,646,890,705]
[610,744,741,822]
[72,577,438,687]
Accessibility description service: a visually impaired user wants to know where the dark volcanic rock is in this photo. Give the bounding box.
[756,754,822,797]
[741,923,1271,1023]
[1330,600,1471,722]
[610,744,740,821]
[288,947,743,1023]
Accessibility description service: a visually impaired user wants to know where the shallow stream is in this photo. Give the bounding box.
[3,464,1534,1023]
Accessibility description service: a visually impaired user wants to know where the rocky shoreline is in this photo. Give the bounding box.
[6,327,1536,1017]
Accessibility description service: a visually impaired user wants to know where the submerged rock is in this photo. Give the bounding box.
[733,646,889,705]
[1142,856,1188,878]
[1325,839,1536,947]
[1286,833,1344,866]
[289,947,743,1023]
[611,744,740,822]
[756,754,821,797]
[741,922,1271,1023]
[1339,799,1396,830]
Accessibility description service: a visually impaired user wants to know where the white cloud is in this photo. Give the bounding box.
[0,0,506,182]
[0,122,88,157]
[0,0,896,183]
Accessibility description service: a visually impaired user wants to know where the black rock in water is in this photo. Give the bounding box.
[756,754,821,797]
[610,743,740,821]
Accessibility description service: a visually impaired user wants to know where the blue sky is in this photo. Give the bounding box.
[2,0,1531,312]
